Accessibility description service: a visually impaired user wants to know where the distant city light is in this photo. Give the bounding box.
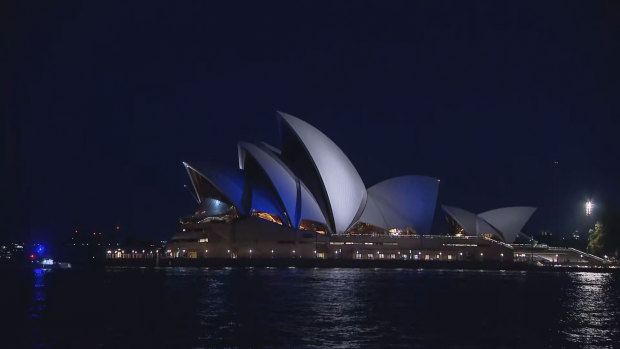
[586,201,593,216]
[41,259,54,265]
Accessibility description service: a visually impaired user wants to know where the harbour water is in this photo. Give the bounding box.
[2,267,620,348]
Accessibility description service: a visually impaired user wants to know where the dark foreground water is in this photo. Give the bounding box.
[2,267,620,348]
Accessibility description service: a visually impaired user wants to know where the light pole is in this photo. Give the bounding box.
[586,201,593,216]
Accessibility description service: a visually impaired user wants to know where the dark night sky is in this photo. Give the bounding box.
[2,1,619,243]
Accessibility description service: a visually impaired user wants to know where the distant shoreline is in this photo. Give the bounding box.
[2,259,618,273]
[100,258,619,273]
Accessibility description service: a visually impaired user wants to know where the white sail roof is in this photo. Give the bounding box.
[442,205,536,243]
[478,207,536,243]
[442,205,478,236]
[278,112,367,234]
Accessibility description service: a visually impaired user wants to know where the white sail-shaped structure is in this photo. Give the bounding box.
[277,112,367,234]
[183,111,446,236]
[442,205,536,243]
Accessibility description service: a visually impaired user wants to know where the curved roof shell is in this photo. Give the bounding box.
[475,216,505,241]
[442,205,536,243]
[298,182,328,225]
[478,207,536,243]
[277,112,366,234]
[183,162,284,219]
[184,112,449,235]
[358,194,389,230]
[360,176,439,234]
[238,142,326,228]
[247,180,286,222]
[183,162,246,213]
[239,142,297,226]
[441,205,478,236]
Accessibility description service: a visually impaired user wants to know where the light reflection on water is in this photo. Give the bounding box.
[188,268,620,348]
[193,268,376,348]
[29,268,50,348]
[10,267,620,348]
[559,272,620,347]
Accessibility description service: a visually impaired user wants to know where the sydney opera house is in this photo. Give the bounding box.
[165,112,599,264]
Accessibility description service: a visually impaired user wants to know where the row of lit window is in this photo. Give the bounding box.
[329,241,398,246]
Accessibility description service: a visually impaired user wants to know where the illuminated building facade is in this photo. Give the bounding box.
[166,112,546,263]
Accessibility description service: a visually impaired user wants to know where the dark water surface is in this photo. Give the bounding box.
[2,267,620,348]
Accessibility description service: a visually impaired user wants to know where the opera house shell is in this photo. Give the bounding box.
[179,112,439,236]
[442,205,536,243]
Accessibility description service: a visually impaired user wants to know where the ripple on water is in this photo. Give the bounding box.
[558,272,620,347]
[5,267,620,348]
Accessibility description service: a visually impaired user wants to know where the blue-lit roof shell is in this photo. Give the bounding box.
[238,142,326,228]
[360,176,439,234]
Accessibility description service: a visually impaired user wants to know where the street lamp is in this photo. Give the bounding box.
[586,201,593,216]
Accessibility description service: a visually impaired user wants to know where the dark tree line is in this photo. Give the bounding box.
[588,200,620,258]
